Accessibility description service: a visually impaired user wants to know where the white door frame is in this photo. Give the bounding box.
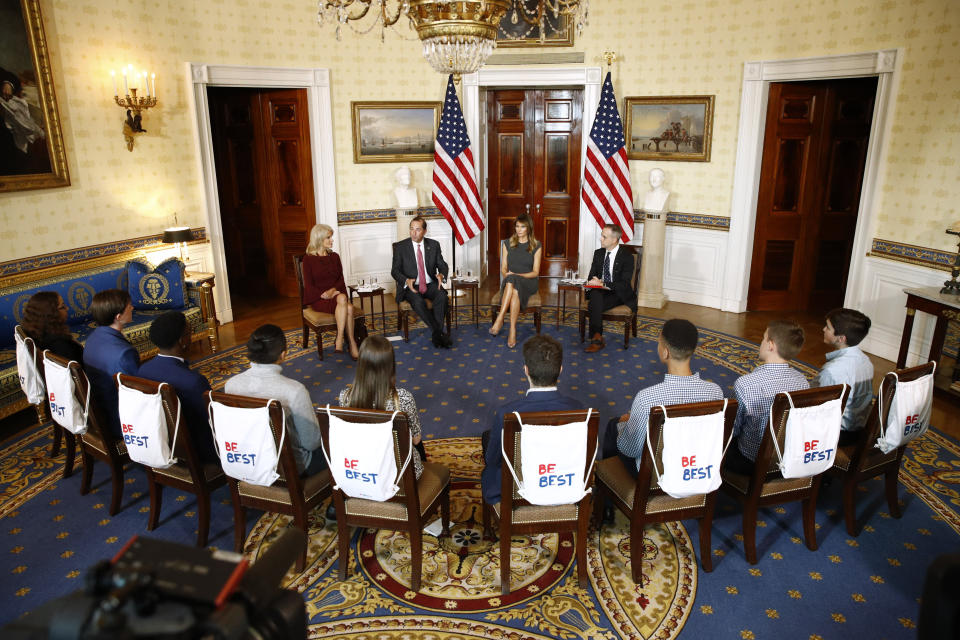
[187,63,339,324]
[721,49,899,313]
[462,66,603,277]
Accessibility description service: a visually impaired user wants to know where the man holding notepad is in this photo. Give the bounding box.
[583,224,638,353]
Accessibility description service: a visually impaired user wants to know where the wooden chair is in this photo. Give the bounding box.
[593,399,737,583]
[16,326,76,475]
[45,352,132,515]
[293,254,366,360]
[720,385,849,564]
[578,245,643,349]
[397,297,452,342]
[830,362,935,536]
[207,390,331,571]
[117,374,226,547]
[482,409,599,595]
[318,406,451,592]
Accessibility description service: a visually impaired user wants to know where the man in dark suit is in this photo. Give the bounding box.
[584,224,638,353]
[481,334,583,505]
[137,311,218,463]
[391,215,452,348]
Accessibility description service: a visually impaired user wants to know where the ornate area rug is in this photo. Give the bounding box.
[1,311,957,639]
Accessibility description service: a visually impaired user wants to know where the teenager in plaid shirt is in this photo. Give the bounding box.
[724,320,810,475]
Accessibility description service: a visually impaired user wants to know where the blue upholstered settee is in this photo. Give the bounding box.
[0,252,217,420]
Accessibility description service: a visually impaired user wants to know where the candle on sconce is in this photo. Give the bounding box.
[110,70,117,97]
[122,67,128,95]
[151,73,156,98]
[142,72,149,97]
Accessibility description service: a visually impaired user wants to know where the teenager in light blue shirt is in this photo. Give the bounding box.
[812,308,874,446]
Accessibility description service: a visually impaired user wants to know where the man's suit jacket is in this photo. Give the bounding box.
[391,237,449,303]
[137,354,218,464]
[481,390,584,505]
[587,245,638,310]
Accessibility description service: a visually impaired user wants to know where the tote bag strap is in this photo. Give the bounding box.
[646,400,732,483]
[502,408,595,495]
[320,405,405,491]
[116,373,180,459]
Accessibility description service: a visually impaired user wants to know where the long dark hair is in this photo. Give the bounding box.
[346,335,397,410]
[508,213,539,253]
[21,291,69,340]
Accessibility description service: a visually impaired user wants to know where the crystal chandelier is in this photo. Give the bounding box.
[318,1,590,76]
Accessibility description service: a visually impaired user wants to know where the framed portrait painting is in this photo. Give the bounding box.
[624,96,714,162]
[351,101,441,164]
[0,0,70,192]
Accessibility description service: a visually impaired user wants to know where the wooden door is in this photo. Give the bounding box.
[486,88,582,275]
[747,77,876,311]
[256,89,317,298]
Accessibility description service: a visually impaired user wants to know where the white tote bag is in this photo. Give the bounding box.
[208,399,284,487]
[322,406,409,502]
[116,374,178,469]
[15,330,45,405]
[42,351,88,435]
[502,409,595,506]
[876,363,935,454]
[770,386,845,479]
[648,400,730,499]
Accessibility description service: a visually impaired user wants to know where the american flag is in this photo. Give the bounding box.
[433,75,484,245]
[581,72,634,241]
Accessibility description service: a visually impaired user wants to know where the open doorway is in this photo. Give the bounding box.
[207,87,317,321]
[747,76,878,313]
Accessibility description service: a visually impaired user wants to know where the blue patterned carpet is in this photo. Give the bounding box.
[1,310,957,639]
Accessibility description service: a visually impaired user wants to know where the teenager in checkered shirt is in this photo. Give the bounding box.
[724,320,810,475]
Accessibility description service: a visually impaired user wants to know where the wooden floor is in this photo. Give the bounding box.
[218,276,960,440]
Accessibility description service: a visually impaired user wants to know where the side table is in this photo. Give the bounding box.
[897,286,960,396]
[450,278,479,328]
[184,271,220,352]
[349,285,387,334]
[556,282,583,329]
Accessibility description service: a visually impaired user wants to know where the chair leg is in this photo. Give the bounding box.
[196,489,212,547]
[630,518,644,584]
[579,310,586,342]
[742,505,758,565]
[337,506,351,581]
[440,485,451,537]
[229,482,246,553]
[291,505,309,572]
[147,475,162,531]
[535,310,541,335]
[623,319,629,349]
[591,482,606,528]
[576,499,590,588]
[62,431,76,479]
[302,322,309,348]
[49,418,62,457]
[802,480,821,552]
[316,329,324,360]
[885,468,902,518]
[481,502,492,539]
[410,528,423,592]
[79,445,93,495]
[700,494,717,572]
[108,460,125,516]
[402,311,410,343]
[500,520,512,595]
[843,476,859,537]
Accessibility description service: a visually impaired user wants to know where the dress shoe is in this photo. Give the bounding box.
[440,333,453,348]
[432,331,443,348]
[584,334,605,353]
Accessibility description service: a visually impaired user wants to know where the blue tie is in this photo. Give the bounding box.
[603,252,612,286]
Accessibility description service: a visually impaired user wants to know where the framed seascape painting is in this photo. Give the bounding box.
[351,101,441,164]
[496,0,574,47]
[624,96,715,162]
[0,0,70,192]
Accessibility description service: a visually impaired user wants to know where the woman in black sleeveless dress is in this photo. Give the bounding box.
[490,214,542,348]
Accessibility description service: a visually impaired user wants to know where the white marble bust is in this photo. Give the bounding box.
[642,168,670,213]
[393,166,418,210]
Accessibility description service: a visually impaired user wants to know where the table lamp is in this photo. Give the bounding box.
[162,219,193,265]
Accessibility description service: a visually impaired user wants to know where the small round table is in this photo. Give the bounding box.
[348,285,387,333]
[556,282,583,329]
[450,278,479,328]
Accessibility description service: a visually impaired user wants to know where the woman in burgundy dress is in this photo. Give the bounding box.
[303,223,359,359]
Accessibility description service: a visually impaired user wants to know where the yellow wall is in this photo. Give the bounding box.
[0,0,957,261]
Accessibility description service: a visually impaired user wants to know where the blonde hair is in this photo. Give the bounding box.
[306,223,333,255]
[508,213,539,253]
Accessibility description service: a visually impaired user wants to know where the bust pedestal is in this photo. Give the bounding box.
[637,209,667,309]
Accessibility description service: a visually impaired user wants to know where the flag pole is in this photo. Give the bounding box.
[450,73,465,297]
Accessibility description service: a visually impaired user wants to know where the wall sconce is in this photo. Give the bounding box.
[162,214,192,264]
[111,64,157,151]
[941,221,960,296]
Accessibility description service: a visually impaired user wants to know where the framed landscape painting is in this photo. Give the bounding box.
[0,0,70,192]
[624,95,714,162]
[496,0,574,47]
[351,101,441,164]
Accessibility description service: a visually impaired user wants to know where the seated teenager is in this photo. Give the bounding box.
[724,320,810,475]
[480,334,583,505]
[138,311,218,464]
[302,223,359,360]
[21,291,83,362]
[83,289,139,437]
[224,324,326,476]
[338,335,425,479]
[615,318,723,477]
[812,308,874,446]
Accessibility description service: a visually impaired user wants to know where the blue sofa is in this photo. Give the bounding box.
[0,252,217,420]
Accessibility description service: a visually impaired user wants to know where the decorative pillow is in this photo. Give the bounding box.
[127,258,187,310]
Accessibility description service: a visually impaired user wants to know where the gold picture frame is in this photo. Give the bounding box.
[623,95,714,162]
[496,1,574,48]
[0,0,70,192]
[351,101,441,164]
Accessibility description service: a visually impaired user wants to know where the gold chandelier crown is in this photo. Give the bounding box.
[319,1,589,76]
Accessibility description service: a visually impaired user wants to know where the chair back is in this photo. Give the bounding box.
[318,406,419,507]
[501,409,599,511]
[850,361,936,470]
[754,384,849,481]
[293,254,307,310]
[624,244,643,293]
[638,399,738,505]
[14,325,46,404]
[206,390,302,493]
[45,351,121,455]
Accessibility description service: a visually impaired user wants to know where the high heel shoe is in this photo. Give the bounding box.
[506,331,517,349]
[489,321,502,337]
